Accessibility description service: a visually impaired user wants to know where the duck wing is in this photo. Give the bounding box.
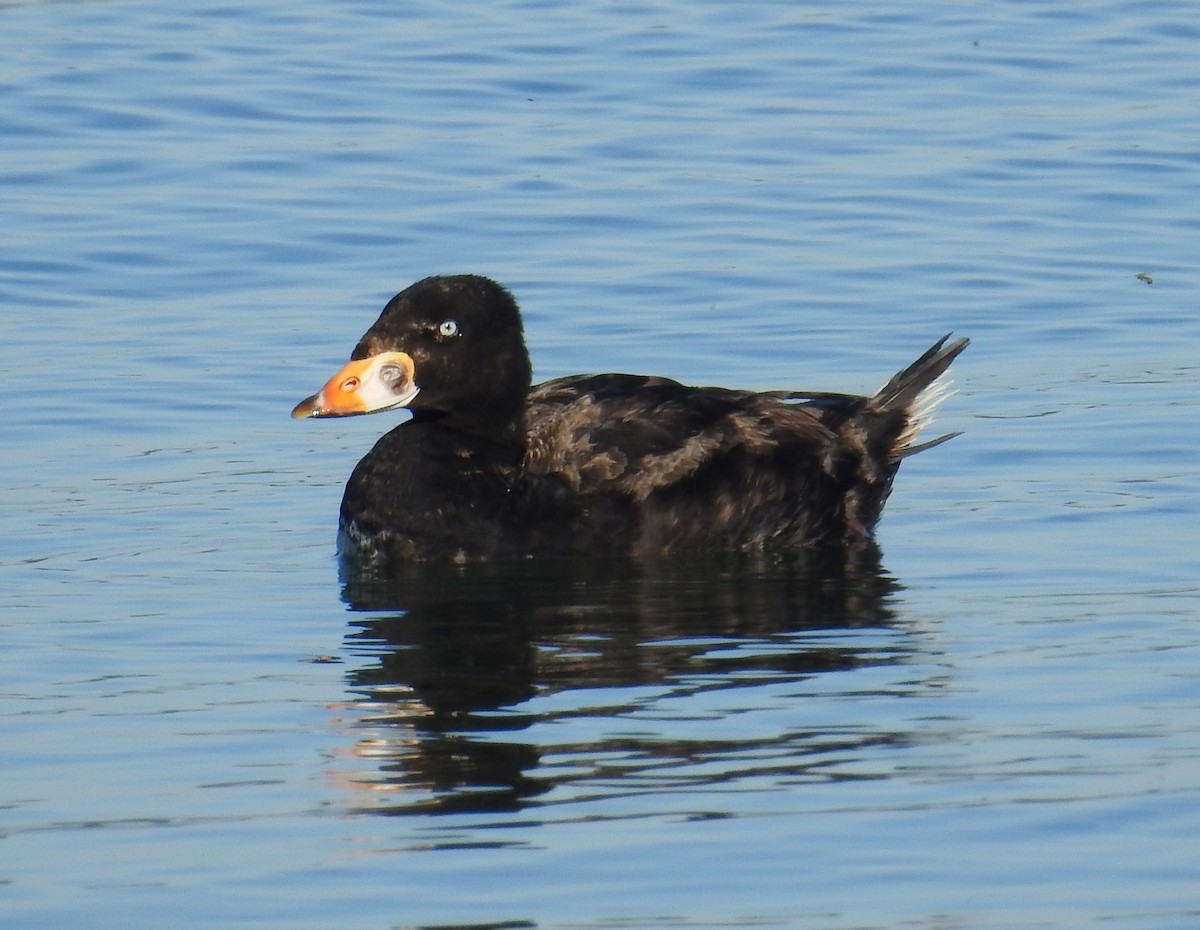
[522,334,967,551]
[524,373,835,502]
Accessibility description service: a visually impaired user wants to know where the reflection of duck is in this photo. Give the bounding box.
[294,275,967,563]
[339,553,911,816]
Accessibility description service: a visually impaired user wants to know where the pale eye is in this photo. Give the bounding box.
[436,319,459,338]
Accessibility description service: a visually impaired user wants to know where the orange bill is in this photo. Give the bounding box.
[292,351,418,419]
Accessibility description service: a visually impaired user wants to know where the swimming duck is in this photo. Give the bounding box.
[293,275,967,563]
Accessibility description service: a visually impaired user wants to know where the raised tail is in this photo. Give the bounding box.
[872,333,969,460]
[830,333,968,541]
[752,335,968,541]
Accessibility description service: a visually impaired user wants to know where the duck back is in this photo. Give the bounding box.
[523,334,967,555]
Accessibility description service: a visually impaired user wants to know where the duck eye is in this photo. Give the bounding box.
[435,319,459,339]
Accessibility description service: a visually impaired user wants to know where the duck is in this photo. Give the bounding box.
[292,274,967,564]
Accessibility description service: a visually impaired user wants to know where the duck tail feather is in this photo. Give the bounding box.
[872,334,969,458]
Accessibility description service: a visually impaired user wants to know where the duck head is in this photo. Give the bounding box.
[292,275,533,434]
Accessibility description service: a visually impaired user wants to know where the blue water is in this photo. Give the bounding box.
[3,1,1199,928]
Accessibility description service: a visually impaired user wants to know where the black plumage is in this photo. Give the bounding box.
[292,275,967,564]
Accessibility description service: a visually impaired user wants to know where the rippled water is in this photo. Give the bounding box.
[3,1,1199,928]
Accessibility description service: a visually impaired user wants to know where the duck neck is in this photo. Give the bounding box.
[412,406,527,459]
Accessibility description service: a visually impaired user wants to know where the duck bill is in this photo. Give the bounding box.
[292,351,419,419]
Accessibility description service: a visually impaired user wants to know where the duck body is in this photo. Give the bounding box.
[293,275,967,564]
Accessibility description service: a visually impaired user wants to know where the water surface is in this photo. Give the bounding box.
[3,1,1199,928]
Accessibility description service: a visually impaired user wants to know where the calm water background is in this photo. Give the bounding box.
[3,1,1199,928]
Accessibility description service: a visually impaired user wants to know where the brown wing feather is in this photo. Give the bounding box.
[524,373,834,502]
